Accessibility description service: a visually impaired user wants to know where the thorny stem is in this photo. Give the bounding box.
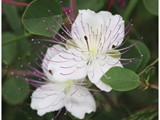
[2,0,28,7]
[2,33,31,45]
[138,58,158,76]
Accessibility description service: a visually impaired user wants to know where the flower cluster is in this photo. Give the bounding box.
[30,9,125,119]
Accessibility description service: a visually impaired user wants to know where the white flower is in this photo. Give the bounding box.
[31,80,96,119]
[31,45,96,119]
[45,9,124,92]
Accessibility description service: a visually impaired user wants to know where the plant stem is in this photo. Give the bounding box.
[70,0,77,19]
[123,0,139,20]
[2,0,28,7]
[149,84,158,90]
[2,33,32,45]
[138,58,158,76]
[108,0,114,11]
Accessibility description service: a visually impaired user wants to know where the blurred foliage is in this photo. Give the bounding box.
[2,33,17,65]
[2,77,29,105]
[2,0,158,120]
[143,0,158,16]
[122,107,158,120]
[120,40,143,71]
[120,40,151,72]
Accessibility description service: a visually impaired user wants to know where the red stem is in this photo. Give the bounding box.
[70,0,77,19]
[108,0,114,11]
[149,84,158,89]
[2,0,28,7]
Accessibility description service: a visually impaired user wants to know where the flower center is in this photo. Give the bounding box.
[65,80,74,87]
[89,47,97,56]
[64,80,74,93]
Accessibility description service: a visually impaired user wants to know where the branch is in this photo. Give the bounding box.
[138,58,158,76]
[149,84,158,90]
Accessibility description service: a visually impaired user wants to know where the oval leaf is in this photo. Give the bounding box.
[101,67,140,91]
[143,0,158,16]
[136,41,150,71]
[22,0,62,37]
[2,32,17,65]
[3,4,22,34]
[120,40,142,71]
[63,0,107,11]
[2,77,30,105]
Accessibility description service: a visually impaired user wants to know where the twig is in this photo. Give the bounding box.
[149,84,158,90]
[138,58,158,76]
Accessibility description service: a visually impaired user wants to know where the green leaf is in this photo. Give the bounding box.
[22,0,62,37]
[2,77,30,105]
[77,0,107,11]
[2,33,31,45]
[3,4,22,34]
[122,108,158,120]
[94,111,121,120]
[101,67,140,91]
[17,39,31,57]
[143,0,158,16]
[120,40,142,71]
[136,41,150,71]
[123,0,139,20]
[2,32,17,65]
[63,0,107,11]
[17,104,54,120]
[121,40,150,72]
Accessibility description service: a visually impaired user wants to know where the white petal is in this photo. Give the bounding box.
[71,9,124,52]
[88,56,122,92]
[71,9,104,49]
[42,45,65,81]
[65,86,96,119]
[31,83,66,116]
[98,11,125,50]
[47,48,88,82]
